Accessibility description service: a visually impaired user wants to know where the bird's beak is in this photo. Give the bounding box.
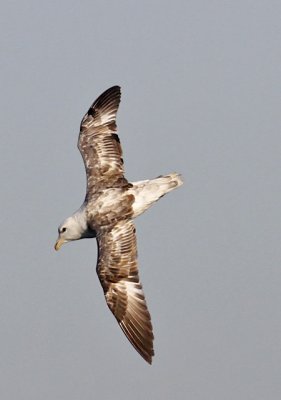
[54,237,65,251]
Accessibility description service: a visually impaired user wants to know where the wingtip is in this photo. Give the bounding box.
[111,85,121,90]
[103,85,121,97]
[140,346,154,365]
[101,85,120,101]
[137,349,154,365]
[145,354,153,365]
[81,85,122,128]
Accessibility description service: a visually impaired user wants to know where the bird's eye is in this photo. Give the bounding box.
[61,227,67,233]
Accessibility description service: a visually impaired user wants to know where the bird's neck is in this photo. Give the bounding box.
[73,206,96,239]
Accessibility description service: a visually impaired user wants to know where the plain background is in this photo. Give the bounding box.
[1,1,281,399]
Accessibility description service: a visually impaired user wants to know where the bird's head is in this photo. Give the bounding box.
[54,216,82,250]
[54,212,96,251]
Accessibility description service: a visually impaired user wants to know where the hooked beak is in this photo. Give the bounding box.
[54,237,65,251]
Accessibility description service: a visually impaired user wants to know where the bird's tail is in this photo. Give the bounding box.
[130,173,183,218]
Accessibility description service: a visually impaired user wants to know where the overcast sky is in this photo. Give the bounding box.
[1,1,281,399]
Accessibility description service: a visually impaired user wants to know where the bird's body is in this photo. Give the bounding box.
[55,86,183,364]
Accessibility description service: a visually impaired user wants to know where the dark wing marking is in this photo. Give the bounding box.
[96,220,154,364]
[78,86,128,198]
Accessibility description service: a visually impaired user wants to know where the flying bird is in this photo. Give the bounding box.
[55,86,183,364]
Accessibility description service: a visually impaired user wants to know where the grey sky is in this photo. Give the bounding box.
[1,1,281,399]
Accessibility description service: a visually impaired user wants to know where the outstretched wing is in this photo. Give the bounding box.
[78,86,128,198]
[96,219,154,364]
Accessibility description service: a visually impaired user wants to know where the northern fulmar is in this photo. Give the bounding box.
[55,86,183,364]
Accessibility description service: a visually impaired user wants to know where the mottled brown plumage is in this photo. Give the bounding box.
[55,86,183,364]
[97,220,154,364]
[79,87,154,362]
[78,86,129,197]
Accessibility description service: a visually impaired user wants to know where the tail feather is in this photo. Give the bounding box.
[130,173,183,218]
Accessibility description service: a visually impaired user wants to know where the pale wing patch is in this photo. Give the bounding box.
[81,108,117,130]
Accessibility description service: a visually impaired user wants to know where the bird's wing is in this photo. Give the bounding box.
[96,219,154,364]
[78,86,128,198]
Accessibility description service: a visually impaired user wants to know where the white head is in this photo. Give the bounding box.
[54,212,96,251]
